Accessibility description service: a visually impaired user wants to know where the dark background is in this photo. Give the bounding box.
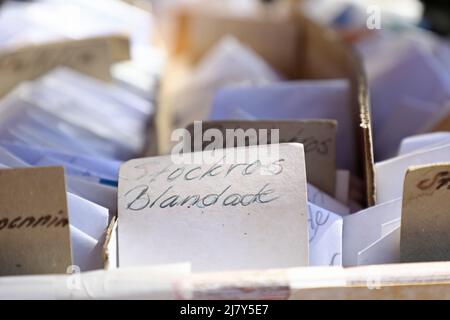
[421,0,450,36]
[0,0,449,36]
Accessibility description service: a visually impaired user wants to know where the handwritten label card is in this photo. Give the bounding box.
[186,120,337,195]
[118,143,309,272]
[401,163,450,263]
[0,167,72,276]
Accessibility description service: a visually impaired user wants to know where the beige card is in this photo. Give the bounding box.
[0,166,72,276]
[401,163,450,263]
[0,35,129,97]
[185,120,337,195]
[118,143,309,272]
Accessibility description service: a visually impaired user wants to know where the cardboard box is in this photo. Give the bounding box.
[98,2,450,299]
[156,1,375,207]
[5,1,450,300]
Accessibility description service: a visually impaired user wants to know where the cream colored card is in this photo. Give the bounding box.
[0,166,72,276]
[185,119,337,195]
[118,143,309,272]
[401,163,450,263]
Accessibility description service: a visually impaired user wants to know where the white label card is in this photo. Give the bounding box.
[118,143,309,272]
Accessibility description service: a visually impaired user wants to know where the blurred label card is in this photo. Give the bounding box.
[0,37,115,97]
[209,80,354,171]
[118,143,309,272]
[401,164,450,263]
[186,120,337,195]
[0,166,72,276]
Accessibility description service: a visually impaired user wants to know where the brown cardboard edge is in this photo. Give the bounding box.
[0,34,130,63]
[296,13,376,207]
[192,119,339,128]
[102,216,117,270]
[351,48,376,207]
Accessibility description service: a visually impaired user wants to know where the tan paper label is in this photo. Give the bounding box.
[401,163,450,263]
[185,120,337,195]
[0,35,128,97]
[0,166,72,276]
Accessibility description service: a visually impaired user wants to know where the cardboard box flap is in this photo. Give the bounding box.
[103,217,118,270]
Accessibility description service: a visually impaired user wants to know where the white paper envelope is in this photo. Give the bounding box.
[381,218,401,237]
[210,79,354,171]
[343,198,401,266]
[398,132,450,156]
[67,192,109,241]
[369,44,450,160]
[33,69,149,136]
[26,80,143,157]
[0,107,100,157]
[0,146,29,167]
[0,142,120,185]
[67,176,117,214]
[308,203,343,266]
[357,227,400,266]
[375,96,440,159]
[334,169,350,205]
[171,36,281,129]
[48,67,153,117]
[375,143,450,204]
[0,89,119,159]
[34,156,100,180]
[1,142,120,181]
[70,225,103,272]
[308,183,349,216]
[0,0,152,57]
[48,153,120,182]
[0,68,150,160]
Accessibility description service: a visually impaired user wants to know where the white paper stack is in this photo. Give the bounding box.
[0,66,156,271]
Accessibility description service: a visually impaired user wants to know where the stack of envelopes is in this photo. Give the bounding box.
[1,0,450,299]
